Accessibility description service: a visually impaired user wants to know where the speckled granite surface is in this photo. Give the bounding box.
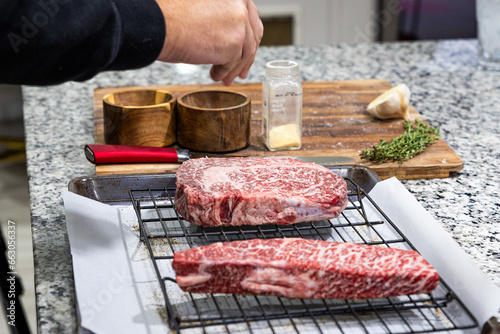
[23,39,499,333]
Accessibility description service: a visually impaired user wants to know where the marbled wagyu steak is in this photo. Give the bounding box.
[172,238,440,299]
[174,157,348,226]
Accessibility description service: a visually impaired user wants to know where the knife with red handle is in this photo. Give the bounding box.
[85,144,190,164]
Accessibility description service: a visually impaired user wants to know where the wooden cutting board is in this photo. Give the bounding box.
[93,79,463,179]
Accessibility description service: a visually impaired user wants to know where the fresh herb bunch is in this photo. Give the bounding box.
[360,119,440,165]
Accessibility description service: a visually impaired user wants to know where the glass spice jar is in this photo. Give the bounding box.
[262,60,303,151]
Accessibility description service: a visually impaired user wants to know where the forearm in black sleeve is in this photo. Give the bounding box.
[0,0,165,85]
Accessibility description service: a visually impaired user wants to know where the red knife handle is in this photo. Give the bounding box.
[85,144,190,164]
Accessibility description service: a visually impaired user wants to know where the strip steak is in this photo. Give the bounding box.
[173,238,440,299]
[174,157,348,226]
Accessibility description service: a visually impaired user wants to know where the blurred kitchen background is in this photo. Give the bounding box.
[256,0,476,45]
[0,0,477,332]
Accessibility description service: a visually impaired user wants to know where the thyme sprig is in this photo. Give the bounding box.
[360,119,440,165]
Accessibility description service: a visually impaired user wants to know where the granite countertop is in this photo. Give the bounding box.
[23,39,499,333]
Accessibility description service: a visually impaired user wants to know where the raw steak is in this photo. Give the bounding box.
[174,157,348,226]
[172,238,440,299]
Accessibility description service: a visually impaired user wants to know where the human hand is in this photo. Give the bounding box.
[155,0,263,86]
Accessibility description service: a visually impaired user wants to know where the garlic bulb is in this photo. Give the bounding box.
[366,84,411,120]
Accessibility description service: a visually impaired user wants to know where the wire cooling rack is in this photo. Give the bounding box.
[128,173,478,334]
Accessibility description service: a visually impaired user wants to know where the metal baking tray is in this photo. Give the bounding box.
[68,165,478,334]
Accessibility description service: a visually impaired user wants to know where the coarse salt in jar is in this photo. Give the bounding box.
[262,60,303,151]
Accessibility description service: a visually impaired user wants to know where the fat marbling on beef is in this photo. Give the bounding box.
[172,238,440,299]
[174,157,348,226]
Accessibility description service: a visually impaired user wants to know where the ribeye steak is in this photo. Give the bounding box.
[174,157,348,226]
[172,238,440,299]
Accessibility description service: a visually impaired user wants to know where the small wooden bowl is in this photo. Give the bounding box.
[177,90,251,152]
[103,89,176,147]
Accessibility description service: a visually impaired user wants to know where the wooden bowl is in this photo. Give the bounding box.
[103,89,176,147]
[177,90,251,152]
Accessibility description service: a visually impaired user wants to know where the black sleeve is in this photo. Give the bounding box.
[0,0,165,86]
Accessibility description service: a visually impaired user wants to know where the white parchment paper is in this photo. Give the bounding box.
[63,177,500,334]
[63,190,170,334]
[367,177,500,328]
